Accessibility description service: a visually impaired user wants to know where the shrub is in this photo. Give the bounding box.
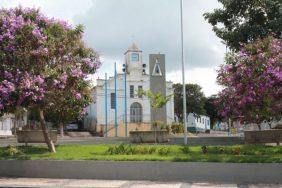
[232,147,241,155]
[148,147,157,154]
[107,143,127,155]
[165,125,171,133]
[3,145,23,157]
[209,146,225,154]
[107,146,117,155]
[124,145,137,155]
[158,147,170,156]
[152,121,164,130]
[171,123,184,134]
[106,144,157,155]
[181,146,190,154]
[135,146,149,155]
[201,146,208,154]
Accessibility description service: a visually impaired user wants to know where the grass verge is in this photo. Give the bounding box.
[0,144,281,163]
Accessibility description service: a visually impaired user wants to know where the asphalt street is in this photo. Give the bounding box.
[0,135,244,146]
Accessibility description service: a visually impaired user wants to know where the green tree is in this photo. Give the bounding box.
[173,83,206,121]
[204,95,222,128]
[204,0,282,51]
[138,89,172,143]
[138,90,171,109]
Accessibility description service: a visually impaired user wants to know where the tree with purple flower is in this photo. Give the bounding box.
[216,36,282,129]
[0,7,101,152]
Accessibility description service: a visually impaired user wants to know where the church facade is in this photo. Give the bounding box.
[84,43,174,136]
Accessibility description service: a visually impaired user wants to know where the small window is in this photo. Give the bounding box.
[111,93,115,109]
[131,53,139,61]
[138,86,142,98]
[202,118,204,124]
[130,85,134,98]
[152,59,162,76]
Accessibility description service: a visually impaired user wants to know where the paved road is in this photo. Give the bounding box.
[0,178,281,188]
[0,136,128,146]
[0,135,244,146]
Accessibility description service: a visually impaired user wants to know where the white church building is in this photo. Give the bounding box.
[84,43,174,137]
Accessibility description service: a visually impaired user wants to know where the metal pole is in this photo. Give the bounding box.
[124,67,128,137]
[180,0,188,145]
[105,73,108,137]
[114,62,118,137]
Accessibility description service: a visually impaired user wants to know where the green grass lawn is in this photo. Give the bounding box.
[0,144,281,163]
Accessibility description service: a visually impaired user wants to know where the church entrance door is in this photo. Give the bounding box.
[130,102,142,123]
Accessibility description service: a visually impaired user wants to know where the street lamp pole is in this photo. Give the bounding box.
[104,73,108,137]
[180,0,188,145]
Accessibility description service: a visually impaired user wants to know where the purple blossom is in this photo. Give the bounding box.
[75,92,82,100]
[83,58,94,68]
[4,71,13,80]
[31,28,47,41]
[238,50,247,57]
[59,73,68,83]
[53,79,59,87]
[71,68,83,78]
[35,75,45,85]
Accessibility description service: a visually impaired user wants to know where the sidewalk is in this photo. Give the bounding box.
[0,178,281,188]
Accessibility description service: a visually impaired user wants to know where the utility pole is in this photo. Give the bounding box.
[180,0,188,145]
[124,66,128,137]
[114,62,118,137]
[104,73,108,137]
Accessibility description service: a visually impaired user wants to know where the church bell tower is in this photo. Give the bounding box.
[123,43,146,75]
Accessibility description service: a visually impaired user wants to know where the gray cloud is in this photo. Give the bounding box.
[74,0,226,73]
[1,0,225,96]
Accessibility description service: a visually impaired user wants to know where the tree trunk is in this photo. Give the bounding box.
[268,123,272,129]
[154,126,157,144]
[60,123,64,137]
[257,123,262,130]
[39,109,56,153]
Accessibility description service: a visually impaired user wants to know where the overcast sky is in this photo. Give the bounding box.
[1,0,225,97]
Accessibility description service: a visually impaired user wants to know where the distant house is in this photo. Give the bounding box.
[0,114,13,136]
[187,113,210,133]
[0,113,27,136]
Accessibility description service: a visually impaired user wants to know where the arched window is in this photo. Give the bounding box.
[130,102,142,123]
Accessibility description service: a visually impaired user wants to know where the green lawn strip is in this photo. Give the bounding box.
[0,144,281,163]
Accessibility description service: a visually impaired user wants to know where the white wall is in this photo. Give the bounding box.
[187,113,210,131]
[86,72,175,126]
[93,73,151,125]
[166,81,174,124]
[0,115,13,136]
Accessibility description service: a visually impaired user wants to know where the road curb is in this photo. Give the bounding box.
[0,160,281,183]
